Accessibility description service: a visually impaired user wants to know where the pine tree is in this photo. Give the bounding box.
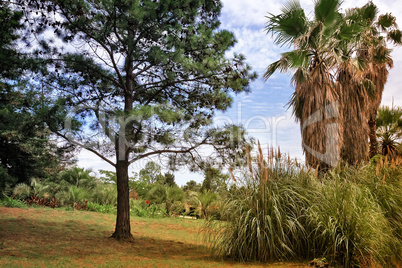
[15,0,256,240]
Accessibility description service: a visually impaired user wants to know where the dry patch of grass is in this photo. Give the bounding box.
[0,206,309,267]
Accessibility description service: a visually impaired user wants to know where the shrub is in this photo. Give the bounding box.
[147,184,167,204]
[55,186,90,206]
[308,172,396,267]
[196,190,220,220]
[87,201,116,214]
[205,145,400,267]
[146,185,185,215]
[90,183,117,205]
[12,183,31,200]
[130,199,167,218]
[1,195,27,208]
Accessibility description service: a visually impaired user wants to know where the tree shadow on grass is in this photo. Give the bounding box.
[0,215,208,263]
[0,208,310,267]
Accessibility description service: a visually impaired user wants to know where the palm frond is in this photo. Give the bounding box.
[265,0,308,47]
[338,21,364,41]
[291,67,308,87]
[387,30,402,45]
[377,13,397,31]
[360,1,378,22]
[263,56,290,80]
[373,45,393,64]
[345,1,378,25]
[283,50,312,68]
[314,0,341,26]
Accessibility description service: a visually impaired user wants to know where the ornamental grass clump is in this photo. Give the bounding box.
[205,143,314,262]
[308,170,396,267]
[205,143,400,267]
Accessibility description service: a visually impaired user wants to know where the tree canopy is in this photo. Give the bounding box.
[0,2,74,191]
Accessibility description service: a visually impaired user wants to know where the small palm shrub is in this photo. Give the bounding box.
[196,190,220,220]
[57,167,97,189]
[12,183,31,200]
[30,178,51,198]
[90,183,117,205]
[55,186,90,207]
[166,186,185,215]
[147,184,167,204]
[146,184,185,215]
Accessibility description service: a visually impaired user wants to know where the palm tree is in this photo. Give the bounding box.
[335,2,377,165]
[358,11,401,157]
[265,0,401,168]
[265,0,349,169]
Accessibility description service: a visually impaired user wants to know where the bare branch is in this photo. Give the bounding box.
[54,131,116,167]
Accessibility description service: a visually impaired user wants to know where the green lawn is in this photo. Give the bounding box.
[0,206,309,267]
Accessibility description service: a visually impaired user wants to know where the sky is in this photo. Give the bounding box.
[78,0,402,186]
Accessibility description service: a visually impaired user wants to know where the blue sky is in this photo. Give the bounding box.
[78,0,402,185]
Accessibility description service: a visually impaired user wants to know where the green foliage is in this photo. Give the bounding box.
[309,173,396,267]
[139,162,162,184]
[265,0,308,47]
[164,172,176,187]
[55,186,90,207]
[0,166,17,195]
[182,180,201,192]
[12,183,31,200]
[57,167,96,189]
[129,199,167,218]
[147,184,185,215]
[201,167,229,193]
[87,202,116,214]
[1,195,27,208]
[90,184,117,206]
[0,2,24,79]
[375,106,402,158]
[205,149,401,267]
[166,186,185,215]
[0,3,75,193]
[188,190,220,219]
[30,178,51,199]
[147,184,167,205]
[0,85,74,192]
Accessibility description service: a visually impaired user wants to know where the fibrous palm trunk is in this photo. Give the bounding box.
[338,61,369,165]
[362,45,392,158]
[296,64,343,169]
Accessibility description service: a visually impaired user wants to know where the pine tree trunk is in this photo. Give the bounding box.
[368,115,378,158]
[111,160,133,241]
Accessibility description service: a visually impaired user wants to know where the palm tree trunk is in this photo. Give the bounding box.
[368,115,378,157]
[297,65,343,169]
[338,63,369,165]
